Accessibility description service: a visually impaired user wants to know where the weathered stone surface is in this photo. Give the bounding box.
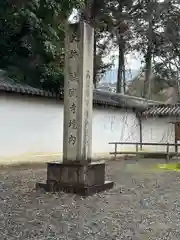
[37,180,114,196]
[47,161,105,187]
[63,21,94,162]
[36,22,114,196]
[86,161,105,186]
[38,161,114,195]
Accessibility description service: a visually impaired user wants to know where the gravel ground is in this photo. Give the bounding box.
[1,159,180,239]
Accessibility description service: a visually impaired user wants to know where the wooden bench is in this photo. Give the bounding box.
[109,142,180,162]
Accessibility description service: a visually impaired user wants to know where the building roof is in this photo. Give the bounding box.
[94,90,161,110]
[141,104,180,117]
[0,70,161,110]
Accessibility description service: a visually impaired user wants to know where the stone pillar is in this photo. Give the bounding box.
[36,21,114,196]
[63,21,93,163]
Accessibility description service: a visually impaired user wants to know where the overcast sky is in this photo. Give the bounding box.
[103,51,143,70]
[69,10,143,71]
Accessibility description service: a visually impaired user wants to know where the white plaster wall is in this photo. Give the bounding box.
[0,94,139,164]
[92,107,140,157]
[0,94,64,164]
[141,117,175,152]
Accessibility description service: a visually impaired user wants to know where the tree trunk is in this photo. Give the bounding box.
[122,50,126,93]
[116,3,126,94]
[143,8,153,99]
[176,76,180,103]
[117,44,123,93]
[116,38,125,93]
[143,44,152,99]
[93,31,97,88]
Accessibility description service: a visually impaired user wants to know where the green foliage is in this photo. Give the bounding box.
[0,0,113,91]
[1,0,180,99]
[0,0,77,92]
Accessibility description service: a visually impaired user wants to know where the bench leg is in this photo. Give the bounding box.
[114,144,117,161]
[176,154,179,162]
[166,154,169,163]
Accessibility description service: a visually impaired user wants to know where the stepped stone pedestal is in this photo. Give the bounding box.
[37,161,113,196]
[36,21,114,196]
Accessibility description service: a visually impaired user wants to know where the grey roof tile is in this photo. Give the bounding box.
[141,104,180,117]
[0,70,161,110]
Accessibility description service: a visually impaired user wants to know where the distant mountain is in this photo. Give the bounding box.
[100,69,140,84]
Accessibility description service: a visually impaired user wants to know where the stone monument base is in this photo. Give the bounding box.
[36,161,114,196]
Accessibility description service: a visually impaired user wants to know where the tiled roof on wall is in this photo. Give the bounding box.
[0,71,62,97]
[93,90,161,109]
[0,70,161,110]
[141,104,180,117]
